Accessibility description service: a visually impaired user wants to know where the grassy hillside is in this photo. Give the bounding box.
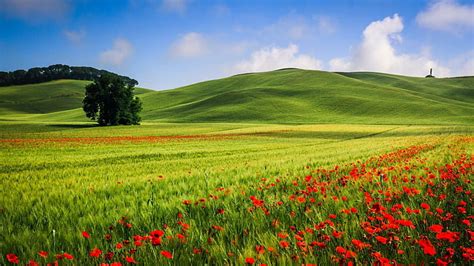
[138,69,474,124]
[0,79,153,117]
[1,69,473,124]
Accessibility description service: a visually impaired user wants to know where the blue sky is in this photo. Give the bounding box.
[0,0,473,90]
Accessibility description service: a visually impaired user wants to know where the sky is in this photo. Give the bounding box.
[0,0,473,90]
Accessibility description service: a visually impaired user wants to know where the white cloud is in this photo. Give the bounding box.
[64,29,85,44]
[416,0,474,33]
[0,0,70,21]
[170,32,208,58]
[233,44,322,73]
[329,14,451,77]
[162,0,188,13]
[100,38,133,66]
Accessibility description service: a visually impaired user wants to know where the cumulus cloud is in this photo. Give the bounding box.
[64,29,85,44]
[170,32,208,58]
[416,0,474,33]
[0,0,70,21]
[162,0,188,13]
[100,38,133,66]
[329,14,450,77]
[233,44,322,73]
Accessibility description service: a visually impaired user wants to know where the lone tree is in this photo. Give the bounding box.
[82,74,142,126]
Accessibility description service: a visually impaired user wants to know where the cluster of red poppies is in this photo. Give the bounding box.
[5,141,473,265]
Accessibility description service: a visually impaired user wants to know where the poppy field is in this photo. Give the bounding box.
[0,122,473,265]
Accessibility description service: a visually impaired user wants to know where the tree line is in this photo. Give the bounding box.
[0,64,138,87]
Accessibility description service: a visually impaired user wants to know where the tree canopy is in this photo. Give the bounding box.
[83,74,142,126]
[0,64,137,87]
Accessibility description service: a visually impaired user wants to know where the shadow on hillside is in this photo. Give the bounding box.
[47,123,99,129]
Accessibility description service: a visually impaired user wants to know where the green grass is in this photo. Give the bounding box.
[1,69,473,124]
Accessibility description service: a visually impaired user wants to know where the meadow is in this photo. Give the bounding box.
[1,121,473,265]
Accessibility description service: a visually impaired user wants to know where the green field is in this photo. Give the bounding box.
[1,69,473,265]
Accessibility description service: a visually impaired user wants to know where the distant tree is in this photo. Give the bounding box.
[82,74,142,126]
[0,64,138,87]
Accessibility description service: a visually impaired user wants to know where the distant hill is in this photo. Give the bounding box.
[0,64,137,87]
[0,79,153,116]
[0,69,473,124]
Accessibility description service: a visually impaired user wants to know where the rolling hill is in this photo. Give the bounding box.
[0,79,153,117]
[1,69,473,124]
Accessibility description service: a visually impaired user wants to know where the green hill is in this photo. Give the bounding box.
[1,69,473,124]
[0,79,153,117]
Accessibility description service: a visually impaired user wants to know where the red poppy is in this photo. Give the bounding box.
[255,245,265,254]
[279,241,290,248]
[351,239,371,250]
[38,251,48,258]
[150,230,165,238]
[63,253,73,260]
[6,254,19,264]
[375,236,388,244]
[428,224,443,233]
[82,231,91,239]
[125,256,137,264]
[436,231,460,242]
[418,239,436,256]
[161,250,173,259]
[335,246,346,254]
[89,248,102,258]
[27,260,39,266]
[245,257,255,265]
[332,230,343,238]
[420,203,430,210]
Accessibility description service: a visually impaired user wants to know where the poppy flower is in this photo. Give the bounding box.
[82,231,91,239]
[375,236,388,244]
[38,251,48,258]
[63,253,73,260]
[418,239,436,256]
[255,245,265,254]
[428,224,443,233]
[89,248,102,258]
[161,250,173,259]
[27,260,38,266]
[125,256,137,264]
[6,254,19,264]
[245,257,255,264]
[151,230,165,238]
[279,241,290,248]
[332,230,343,238]
[436,231,460,243]
[351,239,371,250]
[420,203,430,210]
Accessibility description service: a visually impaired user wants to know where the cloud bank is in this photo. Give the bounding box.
[330,14,450,77]
[233,44,322,73]
[416,0,474,33]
